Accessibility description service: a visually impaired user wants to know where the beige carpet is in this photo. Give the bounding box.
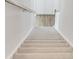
[12,27,73,59]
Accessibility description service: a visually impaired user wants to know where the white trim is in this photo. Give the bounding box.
[7,27,34,59]
[54,27,73,47]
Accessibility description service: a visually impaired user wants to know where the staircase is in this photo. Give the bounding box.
[12,27,73,59]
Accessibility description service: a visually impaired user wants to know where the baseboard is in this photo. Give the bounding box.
[7,27,34,59]
[54,27,73,47]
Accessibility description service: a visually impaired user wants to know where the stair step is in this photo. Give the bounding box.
[12,28,73,59]
[24,40,66,43]
[21,45,70,48]
[17,47,72,53]
[28,34,63,39]
[26,38,64,40]
[13,53,73,59]
[23,41,67,44]
[21,43,69,47]
[28,37,63,40]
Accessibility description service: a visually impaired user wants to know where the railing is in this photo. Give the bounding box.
[36,15,55,27]
[5,0,35,13]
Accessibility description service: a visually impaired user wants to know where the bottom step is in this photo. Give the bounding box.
[13,53,73,59]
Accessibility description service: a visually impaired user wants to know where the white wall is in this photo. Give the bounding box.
[33,0,56,14]
[16,0,33,9]
[55,0,73,46]
[5,2,33,58]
